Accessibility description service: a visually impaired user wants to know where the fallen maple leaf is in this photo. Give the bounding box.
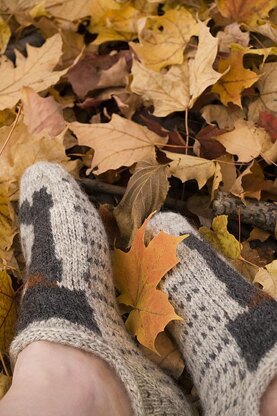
[258,112,277,141]
[0,33,67,111]
[230,160,265,200]
[212,45,259,107]
[114,160,170,245]
[165,151,216,189]
[215,119,274,163]
[0,184,17,270]
[199,215,242,259]
[217,23,249,53]
[70,114,168,175]
[130,9,198,71]
[21,86,66,138]
[113,214,186,352]
[0,271,17,352]
[201,104,244,130]
[216,0,276,26]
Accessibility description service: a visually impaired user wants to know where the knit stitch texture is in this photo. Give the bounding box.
[10,162,192,416]
[148,212,277,416]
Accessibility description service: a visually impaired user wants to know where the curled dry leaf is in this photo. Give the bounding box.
[199,215,242,260]
[201,104,244,130]
[253,260,277,299]
[212,45,259,107]
[216,23,249,53]
[113,214,185,352]
[230,160,265,201]
[130,9,198,71]
[70,114,168,175]
[165,150,216,189]
[0,34,66,111]
[21,86,66,138]
[114,160,170,245]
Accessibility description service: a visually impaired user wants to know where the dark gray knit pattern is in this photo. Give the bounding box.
[148,212,277,416]
[10,162,192,416]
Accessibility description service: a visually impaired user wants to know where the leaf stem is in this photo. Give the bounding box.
[0,103,22,157]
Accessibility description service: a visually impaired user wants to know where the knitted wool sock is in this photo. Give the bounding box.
[10,162,193,416]
[148,212,277,416]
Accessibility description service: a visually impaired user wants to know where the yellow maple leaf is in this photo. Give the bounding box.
[216,0,276,26]
[0,16,10,54]
[130,9,198,71]
[0,271,17,352]
[212,45,259,107]
[0,34,67,111]
[199,215,242,259]
[113,214,186,352]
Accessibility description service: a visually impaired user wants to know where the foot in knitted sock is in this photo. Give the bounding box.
[148,212,277,416]
[11,162,193,416]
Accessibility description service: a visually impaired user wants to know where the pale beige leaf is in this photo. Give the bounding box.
[253,22,277,43]
[114,160,170,244]
[130,60,190,116]
[216,119,273,163]
[248,63,277,122]
[201,104,244,130]
[130,9,198,71]
[0,34,66,110]
[165,151,216,189]
[21,86,66,138]
[70,114,167,174]
[253,260,277,299]
[189,21,223,106]
[217,23,249,53]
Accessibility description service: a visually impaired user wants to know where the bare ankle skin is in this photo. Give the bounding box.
[260,376,277,416]
[0,341,133,416]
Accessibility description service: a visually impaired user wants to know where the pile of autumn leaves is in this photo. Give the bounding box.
[0,0,277,390]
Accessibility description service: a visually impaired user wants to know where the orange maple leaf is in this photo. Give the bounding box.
[112,213,187,352]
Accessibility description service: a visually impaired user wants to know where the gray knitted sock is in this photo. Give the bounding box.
[148,212,277,416]
[10,163,193,416]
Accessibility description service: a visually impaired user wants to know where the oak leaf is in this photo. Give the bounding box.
[253,260,277,299]
[165,151,216,189]
[21,86,66,138]
[199,215,242,259]
[216,0,276,26]
[0,271,17,352]
[70,114,167,175]
[113,214,185,352]
[114,160,170,245]
[212,45,259,107]
[0,34,66,110]
[130,9,198,71]
[215,119,274,163]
